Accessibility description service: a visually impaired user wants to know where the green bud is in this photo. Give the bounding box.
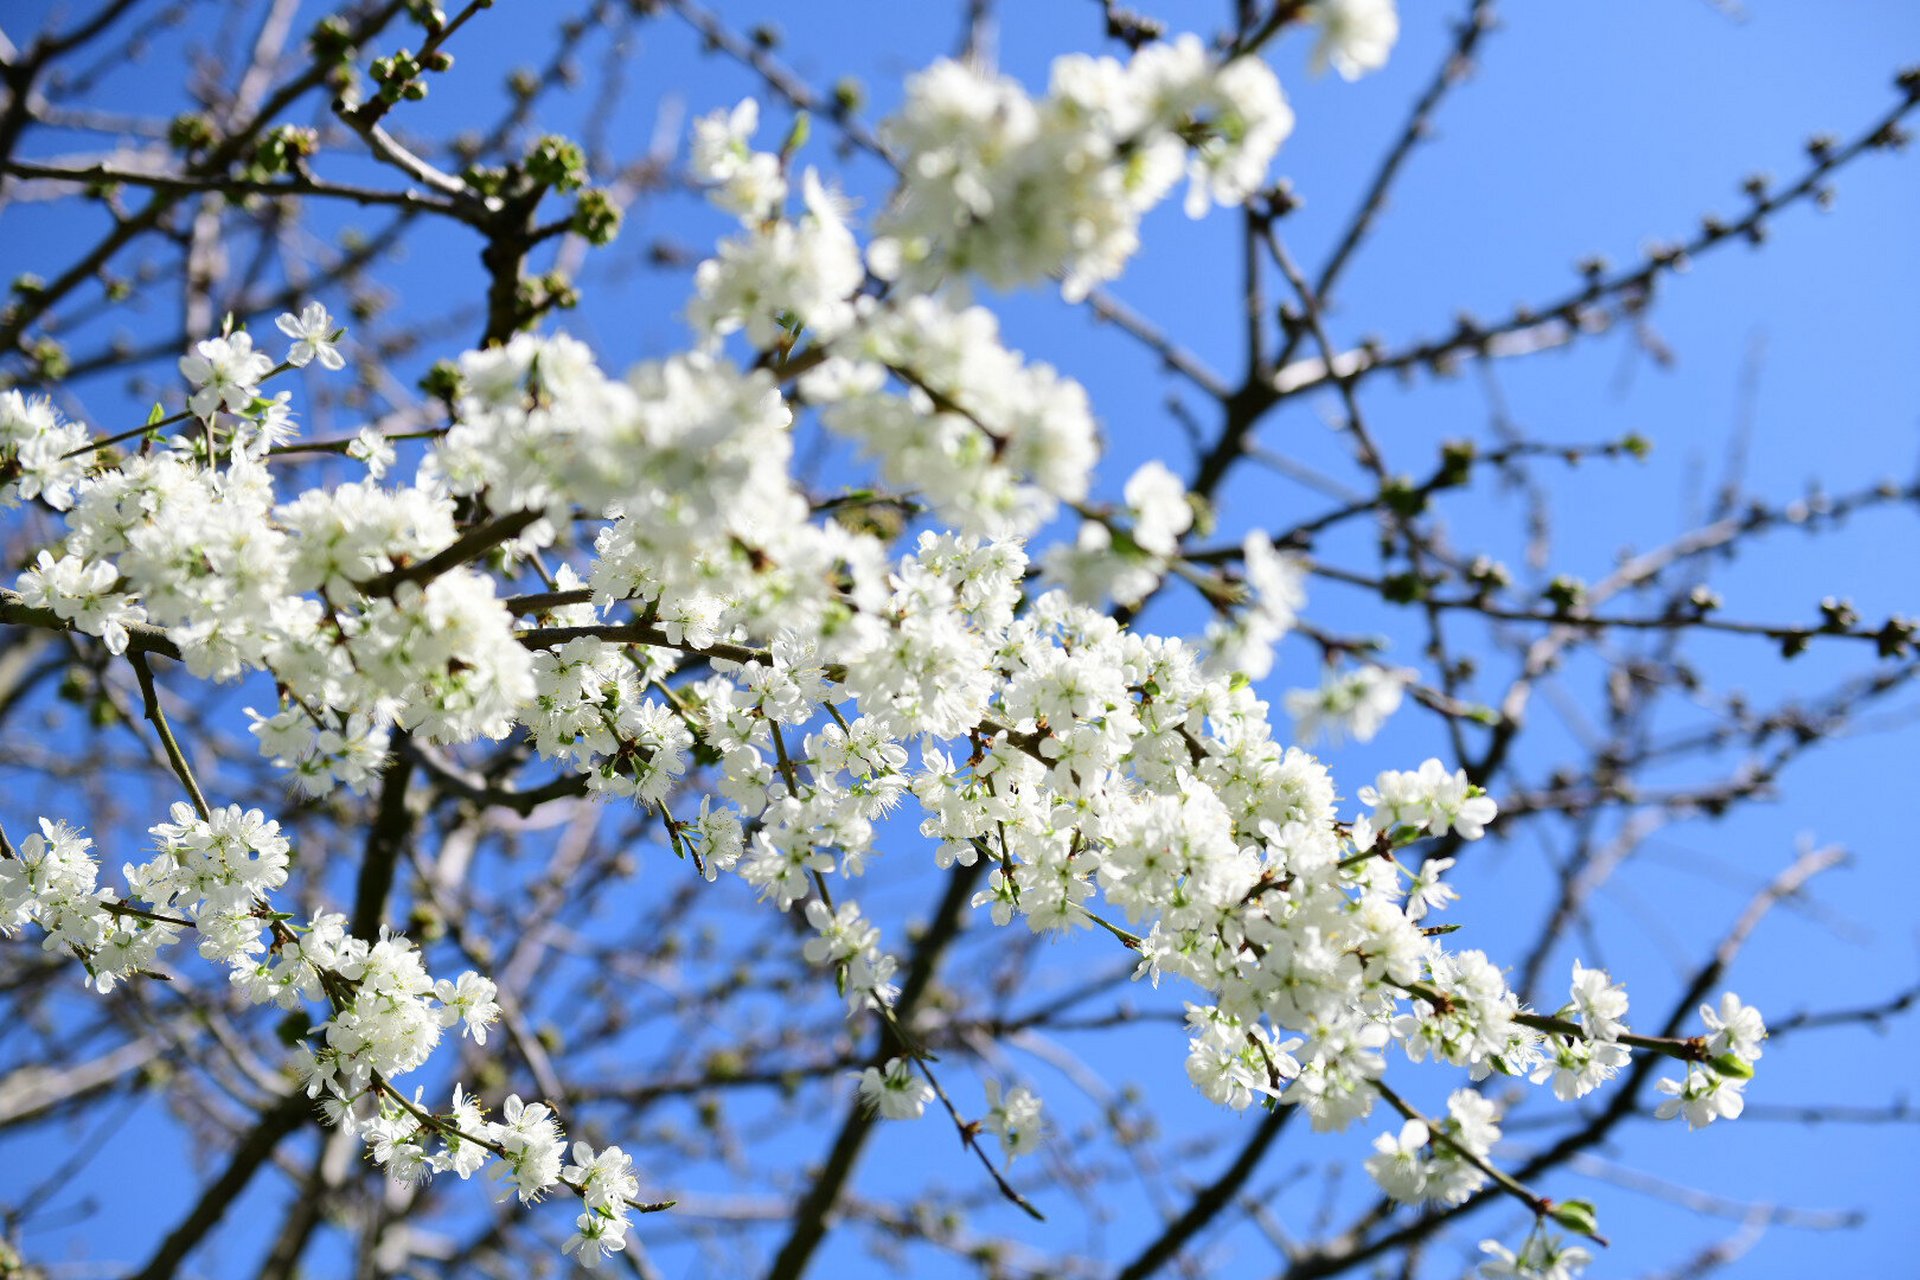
[1549,1198,1601,1238]
[255,124,319,175]
[1380,475,1426,517]
[419,359,464,403]
[461,164,509,199]
[309,15,356,61]
[1876,616,1916,659]
[832,76,866,116]
[1381,571,1426,604]
[570,187,623,246]
[1543,574,1586,613]
[1467,554,1512,593]
[168,112,216,155]
[1708,1052,1754,1079]
[31,337,69,380]
[525,134,589,192]
[1437,438,1476,487]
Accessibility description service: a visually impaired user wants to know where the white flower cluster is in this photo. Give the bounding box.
[875,36,1293,298]
[0,804,674,1263]
[1205,531,1308,680]
[1655,992,1764,1129]
[1286,662,1410,746]
[1364,1089,1500,1207]
[688,97,786,222]
[1,819,164,992]
[690,170,865,348]
[805,297,1100,537]
[1042,461,1191,608]
[0,390,90,510]
[0,11,1761,1271]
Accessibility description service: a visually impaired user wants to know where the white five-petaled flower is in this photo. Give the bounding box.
[179,331,274,419]
[562,1209,630,1268]
[1655,1066,1747,1130]
[1568,960,1629,1042]
[276,302,346,371]
[1364,1118,1430,1202]
[563,1141,640,1211]
[983,1079,1044,1160]
[434,971,502,1044]
[1700,991,1766,1061]
[347,426,396,478]
[857,1056,934,1119]
[1404,856,1459,922]
[15,549,147,655]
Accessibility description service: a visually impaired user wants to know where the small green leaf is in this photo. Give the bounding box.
[781,110,811,158]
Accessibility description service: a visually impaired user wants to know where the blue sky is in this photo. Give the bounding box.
[2,1,1918,1276]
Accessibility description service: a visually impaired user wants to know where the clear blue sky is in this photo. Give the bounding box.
[2,1,1918,1275]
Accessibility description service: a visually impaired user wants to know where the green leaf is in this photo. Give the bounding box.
[781,110,811,159]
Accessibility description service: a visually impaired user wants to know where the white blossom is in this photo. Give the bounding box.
[1286,664,1409,746]
[275,301,346,370]
[857,1057,934,1119]
[1700,992,1766,1061]
[1309,0,1400,81]
[689,98,787,221]
[179,331,274,419]
[1364,1118,1430,1201]
[1479,1234,1593,1280]
[0,390,91,509]
[983,1080,1044,1160]
[347,426,396,477]
[1656,1066,1747,1129]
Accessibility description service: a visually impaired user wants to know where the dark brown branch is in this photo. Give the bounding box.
[762,860,988,1280]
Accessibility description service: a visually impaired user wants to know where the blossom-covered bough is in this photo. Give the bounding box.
[1,1,1917,1277]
